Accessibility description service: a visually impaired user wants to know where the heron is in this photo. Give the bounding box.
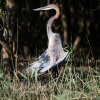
[26,4,69,75]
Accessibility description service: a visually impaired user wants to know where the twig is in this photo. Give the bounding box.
[0,24,3,30]
[91,5,100,12]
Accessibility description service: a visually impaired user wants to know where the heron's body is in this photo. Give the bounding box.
[26,4,69,75]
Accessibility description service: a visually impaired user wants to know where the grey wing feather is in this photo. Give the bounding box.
[26,49,50,73]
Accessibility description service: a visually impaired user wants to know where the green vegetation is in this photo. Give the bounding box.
[0,0,6,11]
[0,64,100,100]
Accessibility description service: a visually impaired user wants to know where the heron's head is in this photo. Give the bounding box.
[33,4,60,18]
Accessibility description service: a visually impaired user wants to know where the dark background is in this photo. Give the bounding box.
[0,0,100,59]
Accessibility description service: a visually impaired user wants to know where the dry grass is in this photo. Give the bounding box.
[0,63,100,100]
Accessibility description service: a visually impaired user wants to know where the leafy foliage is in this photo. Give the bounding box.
[0,0,6,9]
[0,0,7,16]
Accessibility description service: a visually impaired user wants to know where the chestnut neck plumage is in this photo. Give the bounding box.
[47,4,60,38]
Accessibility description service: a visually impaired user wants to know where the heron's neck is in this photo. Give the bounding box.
[47,5,60,38]
[47,16,54,35]
[47,16,59,37]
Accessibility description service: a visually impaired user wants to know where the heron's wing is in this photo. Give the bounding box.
[26,49,51,73]
[40,51,70,73]
[40,35,69,73]
[26,35,70,75]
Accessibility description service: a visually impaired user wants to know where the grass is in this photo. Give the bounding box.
[0,63,100,100]
[0,42,100,100]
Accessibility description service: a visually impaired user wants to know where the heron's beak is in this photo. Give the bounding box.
[33,5,52,11]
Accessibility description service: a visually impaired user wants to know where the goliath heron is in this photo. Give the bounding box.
[26,4,69,75]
